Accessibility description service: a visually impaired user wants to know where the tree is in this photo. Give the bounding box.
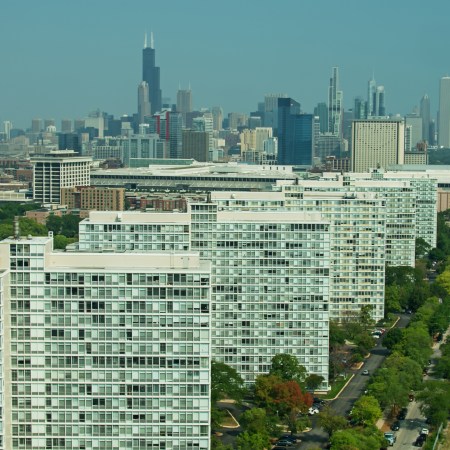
[417,380,450,426]
[236,431,270,450]
[305,374,325,392]
[416,237,432,259]
[211,360,245,403]
[367,368,409,414]
[318,405,348,437]
[351,396,382,426]
[382,328,403,351]
[270,354,307,384]
[385,284,402,313]
[239,408,271,435]
[18,217,47,236]
[46,214,62,234]
[60,214,82,238]
[211,436,233,450]
[384,353,423,391]
[359,305,375,328]
[329,321,346,348]
[397,322,432,368]
[254,374,282,407]
[330,426,386,450]
[53,235,77,250]
[272,380,313,417]
[434,356,450,379]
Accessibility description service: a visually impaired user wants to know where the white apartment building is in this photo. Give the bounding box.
[352,119,405,172]
[325,169,437,248]
[77,209,331,387]
[212,190,387,322]
[302,176,417,267]
[31,150,92,204]
[0,236,211,450]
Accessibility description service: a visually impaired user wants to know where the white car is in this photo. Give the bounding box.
[308,407,319,415]
[421,428,429,435]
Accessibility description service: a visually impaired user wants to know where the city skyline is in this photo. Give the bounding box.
[1,0,450,128]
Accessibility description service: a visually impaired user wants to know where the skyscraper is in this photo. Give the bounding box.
[61,119,73,133]
[176,87,193,125]
[367,77,386,117]
[142,32,162,114]
[368,76,377,117]
[420,94,431,143]
[354,97,368,119]
[352,119,405,172]
[438,77,450,148]
[211,106,223,131]
[278,97,313,166]
[328,67,343,136]
[148,110,182,158]
[31,118,42,133]
[314,102,329,133]
[137,81,151,124]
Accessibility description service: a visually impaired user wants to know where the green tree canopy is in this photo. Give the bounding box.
[46,215,62,234]
[417,380,450,427]
[269,353,307,384]
[351,396,382,427]
[382,327,403,351]
[318,405,348,437]
[18,217,47,236]
[236,431,270,450]
[330,426,386,450]
[211,360,245,403]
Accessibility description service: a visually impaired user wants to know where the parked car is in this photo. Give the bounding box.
[409,393,415,402]
[391,420,400,431]
[313,397,326,405]
[308,406,320,415]
[420,428,429,436]
[279,435,298,444]
[384,432,396,446]
[275,440,294,447]
[362,369,369,375]
[414,434,426,446]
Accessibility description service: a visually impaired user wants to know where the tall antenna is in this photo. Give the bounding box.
[150,32,154,49]
[144,32,148,48]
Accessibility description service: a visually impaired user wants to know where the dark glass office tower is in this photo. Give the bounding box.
[277,98,313,166]
[142,33,162,114]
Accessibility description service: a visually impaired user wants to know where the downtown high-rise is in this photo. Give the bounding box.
[328,67,343,136]
[142,33,162,115]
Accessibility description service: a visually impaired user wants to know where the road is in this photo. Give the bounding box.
[215,314,412,449]
[391,400,426,449]
[298,314,411,449]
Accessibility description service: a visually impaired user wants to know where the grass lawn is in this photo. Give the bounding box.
[377,313,399,329]
[317,375,352,400]
[219,409,239,428]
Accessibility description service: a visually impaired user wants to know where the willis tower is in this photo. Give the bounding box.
[142,32,162,114]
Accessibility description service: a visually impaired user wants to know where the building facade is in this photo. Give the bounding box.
[0,235,211,449]
[352,119,405,172]
[32,151,92,204]
[328,67,343,136]
[77,209,331,387]
[212,190,387,322]
[142,33,162,115]
[277,98,313,166]
[60,186,125,211]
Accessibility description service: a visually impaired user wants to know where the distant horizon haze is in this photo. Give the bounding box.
[1,0,449,129]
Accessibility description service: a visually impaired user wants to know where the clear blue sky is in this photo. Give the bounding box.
[1,0,449,129]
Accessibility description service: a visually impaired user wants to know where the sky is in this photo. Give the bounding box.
[1,0,450,129]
